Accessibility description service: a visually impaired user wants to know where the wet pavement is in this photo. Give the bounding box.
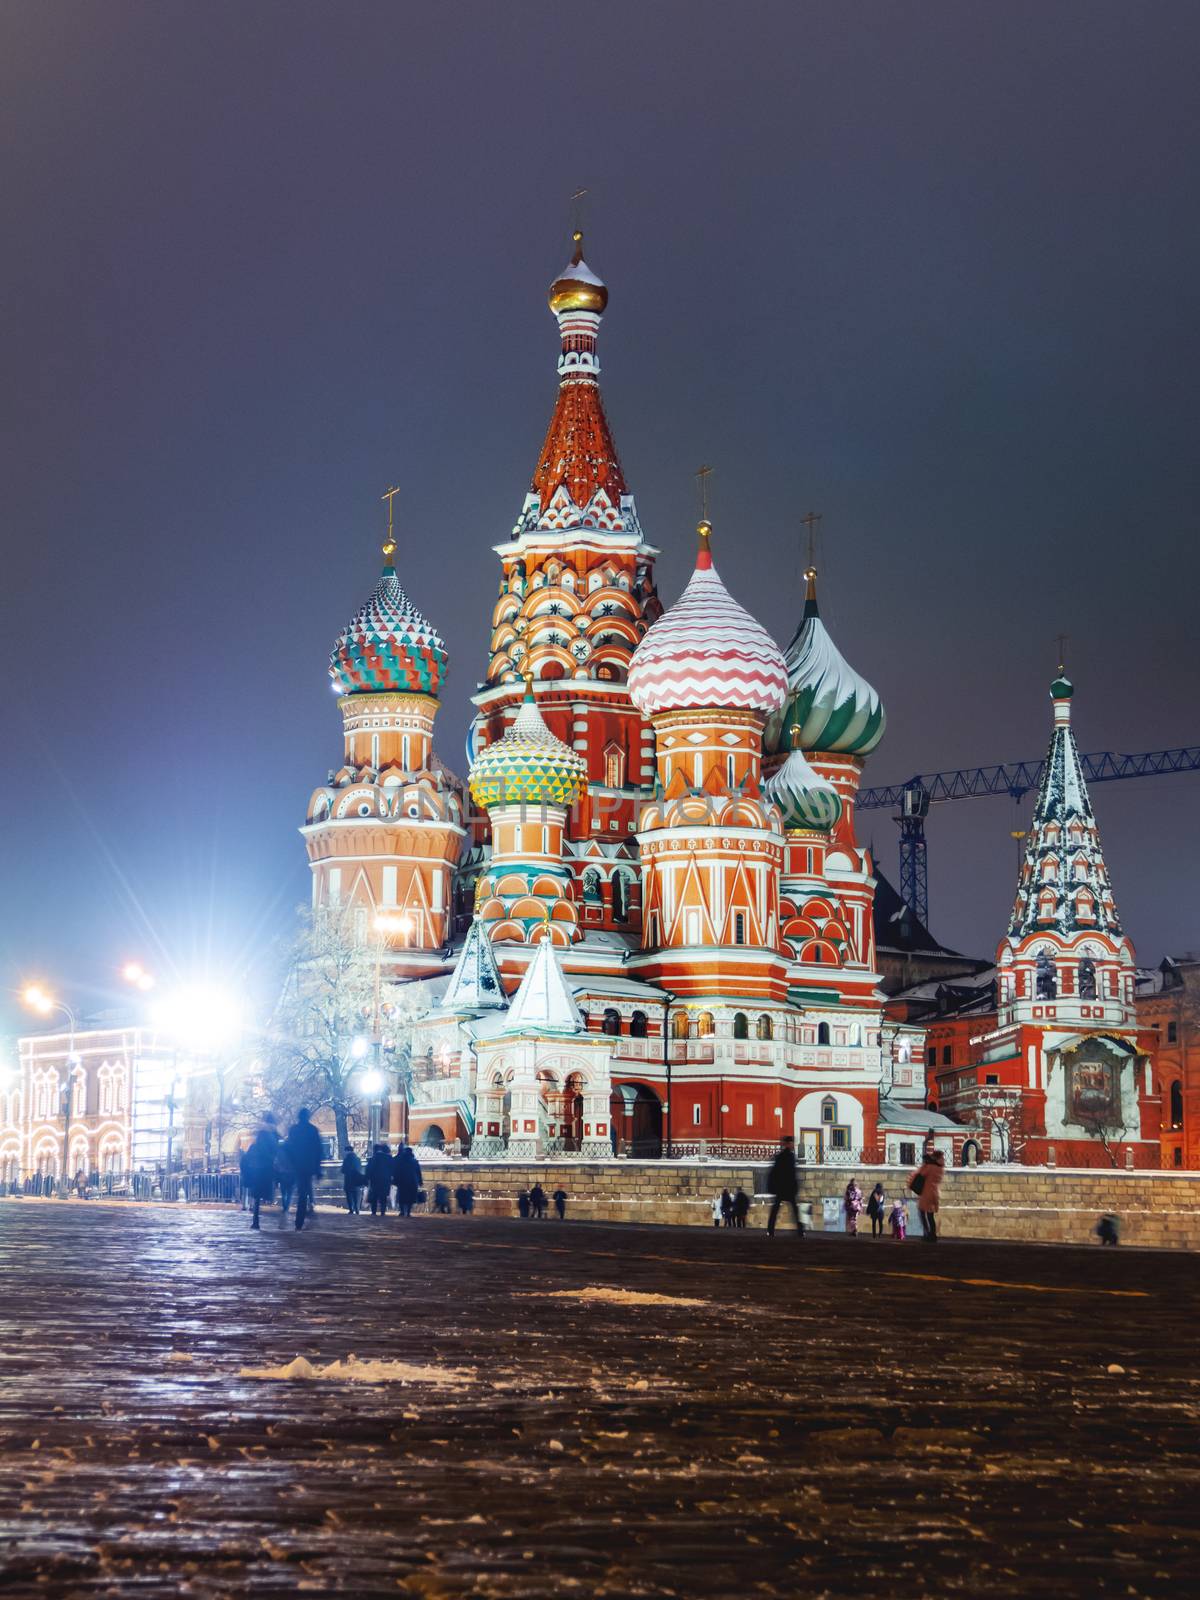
[0,1201,1196,1598]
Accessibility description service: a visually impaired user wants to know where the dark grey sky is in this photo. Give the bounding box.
[3,0,1198,1031]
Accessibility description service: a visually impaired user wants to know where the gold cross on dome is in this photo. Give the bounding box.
[570,187,589,237]
[695,464,714,521]
[381,485,401,561]
[1055,632,1069,673]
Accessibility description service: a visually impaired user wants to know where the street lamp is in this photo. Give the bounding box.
[151,983,244,1188]
[360,1066,385,1145]
[22,984,79,1192]
[121,961,156,992]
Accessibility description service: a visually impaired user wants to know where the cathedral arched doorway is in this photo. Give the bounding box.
[609,1083,663,1159]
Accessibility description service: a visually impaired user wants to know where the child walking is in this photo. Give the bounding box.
[888,1199,908,1240]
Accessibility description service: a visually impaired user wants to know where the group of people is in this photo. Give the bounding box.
[711,1187,752,1227]
[517,1183,568,1219]
[840,1178,912,1239]
[239,1108,323,1231]
[754,1135,949,1242]
[340,1142,424,1217]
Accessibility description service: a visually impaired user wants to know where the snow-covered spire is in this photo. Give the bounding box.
[504,935,583,1035]
[441,919,508,1013]
[1007,675,1123,940]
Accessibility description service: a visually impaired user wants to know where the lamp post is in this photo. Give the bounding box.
[661,991,677,1161]
[23,986,78,1193]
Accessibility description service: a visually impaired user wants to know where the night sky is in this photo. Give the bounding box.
[3,1,1198,1033]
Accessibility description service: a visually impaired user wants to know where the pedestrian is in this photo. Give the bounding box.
[866,1182,886,1238]
[365,1143,392,1215]
[283,1108,323,1232]
[553,1187,567,1220]
[843,1179,864,1236]
[909,1147,945,1242]
[341,1146,365,1214]
[433,1182,451,1214]
[517,1188,531,1219]
[720,1188,734,1227]
[888,1198,908,1240]
[245,1112,280,1231]
[275,1145,296,1218]
[733,1187,750,1229]
[711,1192,724,1228]
[530,1182,548,1219]
[238,1145,254,1210]
[393,1143,422,1218]
[765,1135,804,1238]
[455,1183,469,1214]
[1096,1212,1121,1246]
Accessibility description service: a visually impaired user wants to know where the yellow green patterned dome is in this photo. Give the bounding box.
[469,686,587,810]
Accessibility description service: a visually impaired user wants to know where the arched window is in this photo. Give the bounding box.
[1036,952,1057,999]
[817,1021,831,1046]
[601,1008,621,1037]
[1171,1080,1183,1129]
[734,913,746,946]
[605,746,625,789]
[581,869,601,902]
[671,1009,690,1040]
[696,1011,715,1038]
[1078,958,1097,999]
[629,1011,647,1038]
[612,871,630,923]
[756,1014,773,1041]
[733,1012,749,1040]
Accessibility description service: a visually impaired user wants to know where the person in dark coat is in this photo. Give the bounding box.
[765,1135,804,1238]
[245,1113,280,1231]
[393,1144,422,1217]
[553,1187,567,1220]
[866,1182,886,1238]
[463,1183,475,1214]
[530,1182,548,1219]
[733,1187,750,1228]
[341,1147,364,1214]
[284,1108,323,1231]
[720,1187,734,1227]
[238,1145,254,1210]
[517,1188,531,1219]
[365,1144,392,1215]
[433,1182,451,1214]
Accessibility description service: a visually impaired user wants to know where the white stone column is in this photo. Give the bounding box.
[506,1045,541,1160]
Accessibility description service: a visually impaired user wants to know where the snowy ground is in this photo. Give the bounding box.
[0,1201,1196,1597]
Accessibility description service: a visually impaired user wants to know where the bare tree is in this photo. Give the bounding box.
[263,907,434,1154]
[1075,1105,1129,1168]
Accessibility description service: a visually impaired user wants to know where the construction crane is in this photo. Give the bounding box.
[857,747,1200,927]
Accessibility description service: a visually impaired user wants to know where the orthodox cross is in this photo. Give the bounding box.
[801,510,822,570]
[695,464,714,521]
[1055,632,1069,674]
[570,187,589,238]
[381,485,401,562]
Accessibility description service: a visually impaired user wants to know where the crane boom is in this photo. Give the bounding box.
[855,746,1200,928]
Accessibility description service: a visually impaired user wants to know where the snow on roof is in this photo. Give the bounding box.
[504,938,583,1035]
[878,1099,963,1132]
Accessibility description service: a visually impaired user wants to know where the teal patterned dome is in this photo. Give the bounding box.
[769,569,885,756]
[330,563,448,697]
[765,745,843,832]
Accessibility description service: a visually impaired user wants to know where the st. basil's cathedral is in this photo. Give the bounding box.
[301,233,1162,1171]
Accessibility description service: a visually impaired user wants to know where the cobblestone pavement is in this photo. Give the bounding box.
[0,1202,1196,1598]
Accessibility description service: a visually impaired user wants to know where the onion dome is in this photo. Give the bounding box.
[469,683,587,810]
[548,230,608,314]
[628,522,789,717]
[773,567,885,755]
[330,546,448,697]
[765,741,844,832]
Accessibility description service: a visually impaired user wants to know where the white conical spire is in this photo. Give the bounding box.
[504,936,583,1035]
[442,919,508,1012]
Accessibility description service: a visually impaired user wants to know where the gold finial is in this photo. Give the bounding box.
[1055,632,1069,674]
[570,187,588,259]
[381,485,401,563]
[522,662,535,697]
[790,723,802,742]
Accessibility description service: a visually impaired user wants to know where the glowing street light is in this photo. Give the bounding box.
[121,961,156,992]
[359,1068,385,1096]
[351,1035,371,1060]
[374,911,415,943]
[151,984,243,1055]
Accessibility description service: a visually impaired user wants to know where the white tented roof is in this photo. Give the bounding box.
[504,939,584,1035]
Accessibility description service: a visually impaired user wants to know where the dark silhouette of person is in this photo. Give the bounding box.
[284,1109,323,1231]
[733,1187,750,1228]
[341,1147,364,1214]
[433,1182,451,1214]
[766,1135,804,1238]
[392,1144,422,1217]
[553,1188,567,1220]
[245,1113,280,1231]
[530,1182,548,1219]
[365,1143,393,1215]
[517,1188,531,1218]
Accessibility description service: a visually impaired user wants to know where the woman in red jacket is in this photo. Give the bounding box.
[910,1149,945,1242]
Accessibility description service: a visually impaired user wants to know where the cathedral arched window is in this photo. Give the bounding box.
[1078,958,1098,999]
[582,869,601,902]
[1170,1080,1183,1129]
[734,913,747,946]
[696,1011,715,1038]
[756,1014,773,1041]
[817,1022,831,1046]
[630,1011,648,1038]
[1036,952,1057,999]
[1076,889,1095,921]
[671,1009,690,1040]
[601,1008,621,1037]
[612,871,631,923]
[733,1012,748,1040]
[605,746,626,789]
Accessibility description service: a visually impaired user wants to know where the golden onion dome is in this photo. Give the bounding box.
[548,230,608,315]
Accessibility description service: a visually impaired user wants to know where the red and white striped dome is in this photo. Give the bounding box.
[628,523,788,717]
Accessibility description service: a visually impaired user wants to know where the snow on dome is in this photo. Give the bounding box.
[548,231,608,315]
[627,524,788,717]
[764,745,844,832]
[330,563,448,698]
[469,686,587,811]
[769,570,884,756]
